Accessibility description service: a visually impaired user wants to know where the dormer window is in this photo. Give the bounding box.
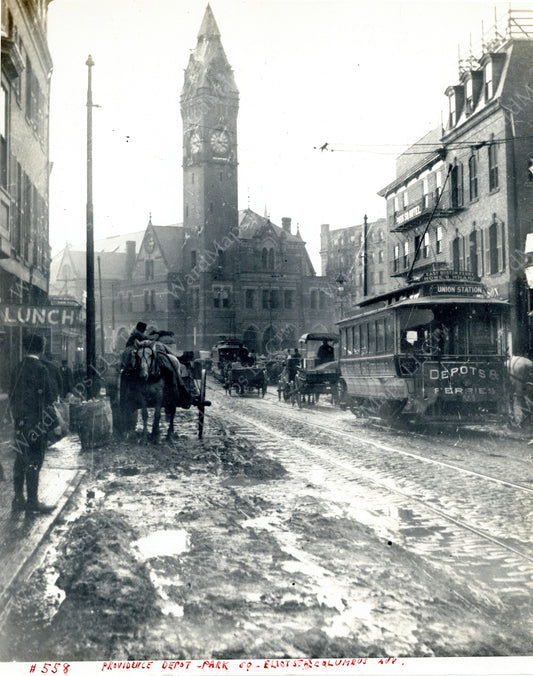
[484,61,493,100]
[449,90,457,127]
[445,85,464,129]
[465,79,473,113]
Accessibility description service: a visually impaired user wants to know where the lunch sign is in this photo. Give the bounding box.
[0,304,81,328]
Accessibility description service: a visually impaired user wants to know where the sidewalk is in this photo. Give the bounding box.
[0,427,86,621]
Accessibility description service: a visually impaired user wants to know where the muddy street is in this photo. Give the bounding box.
[1,377,532,662]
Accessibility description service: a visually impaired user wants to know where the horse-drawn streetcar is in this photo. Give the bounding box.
[336,270,510,423]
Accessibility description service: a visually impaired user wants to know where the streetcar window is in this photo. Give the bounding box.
[360,323,368,355]
[468,310,500,354]
[376,319,385,353]
[346,325,353,356]
[368,321,376,354]
[385,315,394,352]
[397,305,503,356]
[353,325,360,355]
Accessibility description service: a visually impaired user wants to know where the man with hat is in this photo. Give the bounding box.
[9,333,58,513]
[125,321,149,348]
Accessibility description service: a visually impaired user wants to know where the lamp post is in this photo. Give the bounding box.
[85,54,96,397]
[336,273,345,319]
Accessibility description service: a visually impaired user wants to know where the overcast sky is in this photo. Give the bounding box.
[47,0,518,270]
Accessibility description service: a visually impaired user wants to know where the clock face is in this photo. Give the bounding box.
[189,132,202,154]
[210,130,229,155]
[145,234,155,254]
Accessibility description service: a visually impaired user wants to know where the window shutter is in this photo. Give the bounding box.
[500,223,506,270]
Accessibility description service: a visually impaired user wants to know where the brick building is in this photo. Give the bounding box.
[378,9,533,355]
[0,0,55,391]
[50,5,336,356]
[320,217,388,314]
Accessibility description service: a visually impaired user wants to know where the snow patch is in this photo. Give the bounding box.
[133,529,190,559]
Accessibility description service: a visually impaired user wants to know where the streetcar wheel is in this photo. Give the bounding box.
[198,368,207,439]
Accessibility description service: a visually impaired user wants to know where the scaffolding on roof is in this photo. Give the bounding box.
[458,7,533,77]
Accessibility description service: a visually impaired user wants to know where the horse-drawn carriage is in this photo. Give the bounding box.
[211,339,267,397]
[211,339,250,383]
[281,333,340,407]
[225,362,268,397]
[107,337,209,441]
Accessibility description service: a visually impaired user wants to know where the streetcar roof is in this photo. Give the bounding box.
[338,295,509,325]
[299,332,339,342]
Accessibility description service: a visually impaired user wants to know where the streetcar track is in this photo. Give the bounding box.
[206,382,533,566]
[218,385,533,496]
[219,406,533,564]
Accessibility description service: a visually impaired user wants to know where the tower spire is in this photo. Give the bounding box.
[198,4,221,40]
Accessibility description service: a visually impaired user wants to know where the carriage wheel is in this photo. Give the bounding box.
[198,368,207,440]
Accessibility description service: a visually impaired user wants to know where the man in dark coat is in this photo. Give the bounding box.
[60,359,74,398]
[317,339,334,364]
[9,334,58,514]
[125,321,149,348]
[42,352,63,403]
[286,348,301,382]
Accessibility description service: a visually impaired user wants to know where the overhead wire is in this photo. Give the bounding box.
[314,134,533,156]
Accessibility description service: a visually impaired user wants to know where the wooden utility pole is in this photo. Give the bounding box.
[86,55,96,397]
[363,214,368,297]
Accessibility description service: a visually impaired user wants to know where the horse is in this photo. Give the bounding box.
[119,340,194,441]
[508,355,533,428]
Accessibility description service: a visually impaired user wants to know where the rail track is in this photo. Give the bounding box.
[210,379,533,580]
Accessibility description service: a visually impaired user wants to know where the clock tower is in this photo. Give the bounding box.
[180,5,239,348]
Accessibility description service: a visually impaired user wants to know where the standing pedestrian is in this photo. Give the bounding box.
[60,359,75,398]
[42,352,63,403]
[9,334,59,514]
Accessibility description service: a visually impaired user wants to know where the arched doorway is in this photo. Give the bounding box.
[280,324,297,351]
[262,326,278,356]
[242,327,259,354]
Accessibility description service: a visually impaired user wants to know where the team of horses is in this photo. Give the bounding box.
[115,340,532,440]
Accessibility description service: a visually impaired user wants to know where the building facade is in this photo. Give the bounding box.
[320,217,389,314]
[378,9,533,355]
[51,6,340,357]
[0,0,54,391]
[173,5,336,351]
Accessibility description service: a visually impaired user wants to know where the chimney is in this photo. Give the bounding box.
[281,217,291,233]
[126,240,136,280]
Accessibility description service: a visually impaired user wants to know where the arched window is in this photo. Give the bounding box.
[268,248,274,270]
[261,248,268,270]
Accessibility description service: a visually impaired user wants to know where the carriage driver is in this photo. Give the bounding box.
[317,339,334,364]
[125,321,149,348]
